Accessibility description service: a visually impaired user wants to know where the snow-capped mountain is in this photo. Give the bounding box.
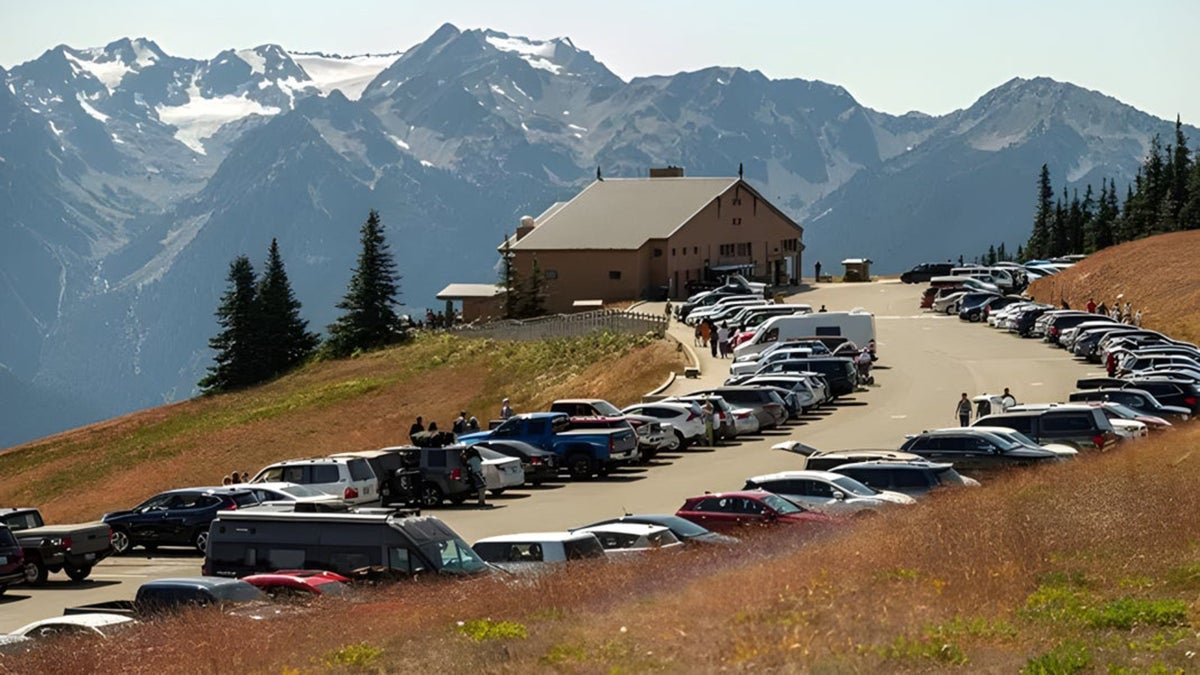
[0,23,1192,449]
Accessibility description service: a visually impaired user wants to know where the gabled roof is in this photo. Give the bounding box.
[436,283,504,299]
[509,177,744,251]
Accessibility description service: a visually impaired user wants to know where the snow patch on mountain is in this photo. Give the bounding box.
[484,34,564,74]
[156,84,281,154]
[235,48,267,75]
[76,94,109,122]
[63,51,131,92]
[290,52,401,100]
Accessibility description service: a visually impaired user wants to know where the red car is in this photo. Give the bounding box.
[242,570,351,598]
[675,490,834,532]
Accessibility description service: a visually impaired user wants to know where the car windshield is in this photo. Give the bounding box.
[831,476,877,496]
[990,431,1033,449]
[631,515,709,538]
[476,447,506,461]
[592,401,623,416]
[418,537,490,575]
[759,493,801,514]
[1104,403,1142,419]
[280,484,325,498]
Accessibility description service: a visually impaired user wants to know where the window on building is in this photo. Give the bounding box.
[693,246,698,254]
[671,248,676,256]
[732,217,742,226]
[732,197,742,205]
[545,269,559,280]
[653,248,663,257]
[609,270,622,280]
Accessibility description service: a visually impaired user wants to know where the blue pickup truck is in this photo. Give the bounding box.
[458,412,637,479]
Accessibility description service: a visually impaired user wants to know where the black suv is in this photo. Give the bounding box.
[0,525,24,595]
[898,429,1068,471]
[974,408,1118,451]
[900,262,954,284]
[757,357,858,398]
[831,460,978,497]
[103,488,262,555]
[1122,378,1200,415]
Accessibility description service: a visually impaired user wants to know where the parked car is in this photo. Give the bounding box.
[901,262,955,284]
[743,470,915,516]
[240,482,353,510]
[753,357,858,398]
[205,509,486,578]
[103,488,262,555]
[328,449,422,506]
[728,347,815,376]
[0,507,113,584]
[574,514,738,546]
[830,460,980,498]
[932,291,967,314]
[251,457,378,505]
[471,532,607,571]
[476,446,526,494]
[973,407,1119,451]
[1005,403,1149,440]
[1067,388,1191,421]
[1119,378,1200,415]
[0,525,25,595]
[474,440,560,485]
[899,427,1075,471]
[622,401,707,449]
[458,412,638,479]
[572,523,684,555]
[2,613,137,648]
[664,395,740,440]
[242,570,351,598]
[675,490,834,532]
[687,386,789,430]
[771,442,927,471]
[64,577,268,617]
[377,446,488,507]
[735,375,821,411]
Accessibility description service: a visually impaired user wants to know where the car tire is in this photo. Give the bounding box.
[110,528,132,556]
[421,483,444,507]
[66,565,92,582]
[666,430,685,451]
[193,530,210,554]
[23,560,48,585]
[566,452,594,480]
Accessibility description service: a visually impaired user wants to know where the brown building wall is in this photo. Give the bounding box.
[461,295,503,322]
[510,249,643,314]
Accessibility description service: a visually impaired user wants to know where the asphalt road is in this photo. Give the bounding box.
[0,280,1103,632]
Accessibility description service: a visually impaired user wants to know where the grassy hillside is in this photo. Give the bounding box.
[7,422,1198,674]
[1029,230,1200,344]
[0,332,683,523]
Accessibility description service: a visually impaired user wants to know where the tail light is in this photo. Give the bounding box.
[1049,327,1059,337]
[450,468,462,481]
[344,486,359,500]
[686,411,698,421]
[226,501,238,510]
[610,435,615,452]
[737,411,751,419]
[1185,397,1197,406]
[1092,434,1105,448]
[530,457,542,465]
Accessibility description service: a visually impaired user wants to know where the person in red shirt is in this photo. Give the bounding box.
[1086,298,1097,313]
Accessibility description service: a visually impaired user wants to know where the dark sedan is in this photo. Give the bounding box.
[474,440,560,485]
[103,488,261,555]
[575,514,738,546]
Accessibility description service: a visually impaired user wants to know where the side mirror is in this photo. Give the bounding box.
[832,491,845,501]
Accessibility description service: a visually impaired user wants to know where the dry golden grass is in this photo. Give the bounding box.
[1029,231,1200,343]
[0,333,683,524]
[5,425,1200,674]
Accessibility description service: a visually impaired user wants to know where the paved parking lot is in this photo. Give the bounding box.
[0,280,1103,631]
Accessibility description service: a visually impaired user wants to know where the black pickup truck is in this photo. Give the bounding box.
[0,507,113,584]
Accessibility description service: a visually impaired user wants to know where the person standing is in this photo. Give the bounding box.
[409,416,425,441]
[717,323,731,358]
[1096,301,1108,317]
[1000,388,1016,412]
[956,393,972,426]
[452,411,467,435]
[707,319,718,358]
[500,398,514,420]
[818,304,827,313]
[1133,309,1142,327]
[462,447,487,507]
[701,398,715,447]
[1086,298,1097,313]
[814,260,823,282]
[699,319,711,349]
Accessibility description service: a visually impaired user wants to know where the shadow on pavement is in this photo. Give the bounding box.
[17,579,121,592]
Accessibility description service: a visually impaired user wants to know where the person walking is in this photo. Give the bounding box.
[814,260,823,282]
[707,319,718,358]
[699,320,711,349]
[956,393,972,427]
[409,416,425,441]
[701,398,715,447]
[717,323,731,358]
[463,447,487,507]
[500,398,514,420]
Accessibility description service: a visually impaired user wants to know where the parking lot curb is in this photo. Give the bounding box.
[645,371,677,399]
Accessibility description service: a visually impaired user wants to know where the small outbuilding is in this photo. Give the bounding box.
[840,258,873,282]
[436,283,505,322]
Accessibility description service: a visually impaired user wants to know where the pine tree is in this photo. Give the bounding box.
[325,210,404,357]
[499,235,523,319]
[519,255,547,318]
[257,238,318,379]
[1181,158,1200,230]
[986,245,997,265]
[997,242,1008,261]
[1016,244,1025,262]
[1050,187,1069,256]
[1171,116,1191,225]
[1027,164,1054,258]
[199,256,261,393]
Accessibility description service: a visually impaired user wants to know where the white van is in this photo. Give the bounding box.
[733,311,876,358]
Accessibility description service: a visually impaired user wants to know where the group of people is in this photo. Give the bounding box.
[1081,297,1142,327]
[955,387,1017,426]
[422,309,461,330]
[220,471,250,486]
[403,396,516,507]
[693,319,735,358]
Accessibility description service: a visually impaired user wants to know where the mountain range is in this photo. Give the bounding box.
[0,23,1193,449]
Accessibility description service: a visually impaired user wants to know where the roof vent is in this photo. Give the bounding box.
[516,215,536,241]
[649,166,685,178]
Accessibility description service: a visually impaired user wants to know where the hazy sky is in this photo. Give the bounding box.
[3,0,1197,122]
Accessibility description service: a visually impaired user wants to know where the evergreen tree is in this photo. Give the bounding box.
[1015,244,1025,262]
[1171,116,1191,226]
[199,256,261,393]
[519,255,547,318]
[499,235,523,319]
[1027,164,1054,258]
[986,245,997,265]
[1050,187,1069,256]
[325,210,405,357]
[256,238,318,379]
[997,242,1007,261]
[1181,158,1200,230]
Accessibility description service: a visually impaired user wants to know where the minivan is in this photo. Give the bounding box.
[204,509,488,578]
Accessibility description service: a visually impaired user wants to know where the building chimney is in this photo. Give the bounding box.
[515,215,536,241]
[649,165,685,178]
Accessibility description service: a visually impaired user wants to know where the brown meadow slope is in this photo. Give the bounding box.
[0,332,683,523]
[1029,230,1200,343]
